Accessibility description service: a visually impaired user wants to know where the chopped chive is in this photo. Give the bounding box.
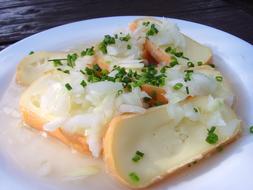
[184,70,193,82]
[67,53,78,68]
[132,150,144,162]
[81,46,95,56]
[165,46,171,53]
[197,61,203,66]
[119,34,131,42]
[129,172,140,182]
[209,63,216,68]
[65,83,72,91]
[187,62,194,67]
[182,56,189,60]
[170,61,178,67]
[80,69,86,75]
[160,66,168,73]
[250,126,253,133]
[173,83,183,90]
[215,76,223,82]
[127,44,132,49]
[57,68,69,74]
[116,89,123,96]
[185,86,189,94]
[193,107,199,113]
[206,126,218,144]
[63,70,70,74]
[29,51,34,55]
[52,60,63,67]
[146,24,159,36]
[80,80,87,88]
[174,52,183,57]
[99,35,116,54]
[142,21,150,26]
[136,151,144,157]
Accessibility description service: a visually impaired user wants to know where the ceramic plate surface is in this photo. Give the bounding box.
[0,16,252,190]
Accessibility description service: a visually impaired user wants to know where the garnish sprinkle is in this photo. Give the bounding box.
[129,172,140,182]
[81,47,95,56]
[249,126,253,133]
[193,107,199,113]
[67,53,78,68]
[215,76,223,82]
[185,86,190,94]
[65,83,72,91]
[119,34,131,42]
[187,62,194,67]
[99,35,116,54]
[142,21,150,26]
[173,83,183,90]
[146,24,159,36]
[132,150,144,162]
[206,126,218,144]
[80,80,87,88]
[197,61,203,66]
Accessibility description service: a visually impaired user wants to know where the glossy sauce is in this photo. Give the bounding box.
[0,77,127,190]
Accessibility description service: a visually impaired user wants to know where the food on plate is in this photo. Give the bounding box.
[129,17,212,65]
[16,17,241,188]
[16,51,69,86]
[103,96,241,188]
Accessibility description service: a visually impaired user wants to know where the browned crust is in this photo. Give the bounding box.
[144,40,171,65]
[20,104,91,155]
[129,18,212,66]
[103,111,242,189]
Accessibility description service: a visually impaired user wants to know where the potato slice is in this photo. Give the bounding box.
[130,17,212,65]
[16,51,68,86]
[103,96,241,188]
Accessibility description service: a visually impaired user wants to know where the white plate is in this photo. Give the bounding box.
[0,16,253,190]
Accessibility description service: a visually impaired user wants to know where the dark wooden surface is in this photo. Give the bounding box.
[0,0,252,50]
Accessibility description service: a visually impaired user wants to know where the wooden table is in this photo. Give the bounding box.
[0,0,252,51]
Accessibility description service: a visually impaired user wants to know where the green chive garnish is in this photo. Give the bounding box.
[129,172,140,182]
[142,21,150,26]
[146,24,159,36]
[80,80,87,88]
[250,126,253,133]
[197,61,203,66]
[216,76,223,82]
[65,83,72,91]
[29,51,34,55]
[193,107,199,113]
[173,83,183,90]
[116,89,123,96]
[132,150,144,162]
[185,86,189,94]
[99,35,116,54]
[119,34,131,42]
[206,127,218,144]
[187,62,194,67]
[81,46,95,56]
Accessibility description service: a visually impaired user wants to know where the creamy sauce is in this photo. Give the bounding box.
[0,77,127,189]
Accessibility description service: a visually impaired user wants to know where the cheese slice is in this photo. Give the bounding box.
[103,96,241,188]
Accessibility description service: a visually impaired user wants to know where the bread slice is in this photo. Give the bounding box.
[16,51,68,86]
[19,72,90,155]
[129,17,212,65]
[103,96,241,188]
